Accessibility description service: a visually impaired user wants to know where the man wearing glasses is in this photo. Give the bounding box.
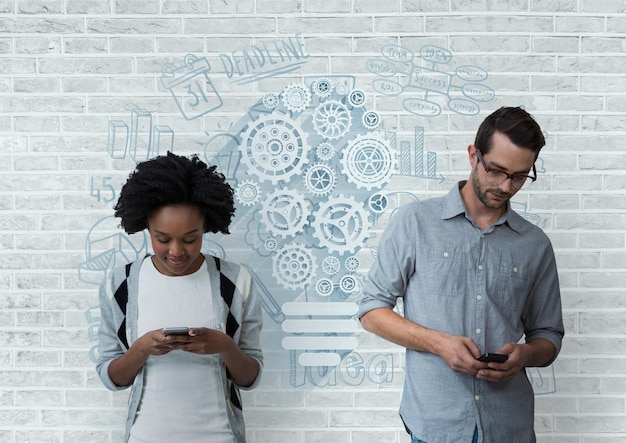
[359,107,564,443]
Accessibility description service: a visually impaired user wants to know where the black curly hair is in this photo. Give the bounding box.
[114,152,235,235]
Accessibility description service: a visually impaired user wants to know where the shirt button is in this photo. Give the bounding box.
[513,267,518,273]
[476,328,482,334]
[475,395,480,401]
[478,264,483,270]
[477,295,482,300]
[443,252,449,257]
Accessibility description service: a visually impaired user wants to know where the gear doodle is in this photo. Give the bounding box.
[316,142,335,161]
[334,83,349,96]
[235,180,261,206]
[348,88,367,107]
[362,110,380,130]
[311,194,370,255]
[304,163,337,196]
[264,238,278,252]
[262,92,279,109]
[312,100,352,140]
[281,83,312,113]
[272,243,317,290]
[239,112,310,184]
[261,189,310,238]
[340,274,363,302]
[315,278,334,297]
[339,274,357,293]
[344,255,360,273]
[321,256,341,275]
[312,78,333,98]
[368,193,389,214]
[341,134,395,190]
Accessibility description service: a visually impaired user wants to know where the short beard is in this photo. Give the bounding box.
[471,166,510,210]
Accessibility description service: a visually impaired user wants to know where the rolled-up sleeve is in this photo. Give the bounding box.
[359,204,417,319]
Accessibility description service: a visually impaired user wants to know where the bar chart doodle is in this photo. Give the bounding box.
[106,108,174,162]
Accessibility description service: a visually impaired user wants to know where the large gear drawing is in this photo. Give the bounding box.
[312,100,352,140]
[239,113,310,184]
[281,83,312,113]
[261,189,310,238]
[304,163,337,196]
[341,134,396,190]
[311,194,370,255]
[272,243,317,290]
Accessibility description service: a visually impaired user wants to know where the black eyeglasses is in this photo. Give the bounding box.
[475,148,537,189]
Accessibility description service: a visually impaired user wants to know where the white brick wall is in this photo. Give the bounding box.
[1,1,625,442]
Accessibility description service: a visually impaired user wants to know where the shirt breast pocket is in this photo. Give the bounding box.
[492,261,530,312]
[423,252,467,296]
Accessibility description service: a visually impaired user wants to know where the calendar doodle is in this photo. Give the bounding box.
[161,54,223,120]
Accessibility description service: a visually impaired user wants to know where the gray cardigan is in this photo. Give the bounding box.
[96,254,263,442]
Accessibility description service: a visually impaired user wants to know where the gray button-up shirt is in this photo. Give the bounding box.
[359,182,564,443]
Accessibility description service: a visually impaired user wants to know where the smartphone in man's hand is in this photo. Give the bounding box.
[477,353,508,363]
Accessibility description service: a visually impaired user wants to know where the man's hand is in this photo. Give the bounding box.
[432,332,485,376]
[475,342,524,382]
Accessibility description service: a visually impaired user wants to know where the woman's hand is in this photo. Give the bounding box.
[107,329,178,387]
[172,327,259,388]
[172,327,231,355]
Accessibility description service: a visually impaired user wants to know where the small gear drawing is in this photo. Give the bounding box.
[348,88,367,107]
[272,243,317,290]
[281,83,312,113]
[262,92,279,109]
[344,255,360,273]
[312,100,352,140]
[339,274,357,293]
[264,238,277,252]
[304,163,337,196]
[235,180,261,207]
[341,134,396,190]
[368,193,389,214]
[312,78,333,98]
[316,142,335,161]
[315,278,334,297]
[239,112,310,184]
[362,110,381,130]
[311,194,370,255]
[334,83,349,96]
[261,189,310,238]
[321,256,341,275]
[340,274,363,302]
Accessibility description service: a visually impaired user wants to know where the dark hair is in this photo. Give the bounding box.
[114,152,235,235]
[474,107,545,157]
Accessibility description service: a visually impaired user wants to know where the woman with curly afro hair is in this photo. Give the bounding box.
[95,152,263,443]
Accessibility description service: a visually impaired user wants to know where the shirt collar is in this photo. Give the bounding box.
[442,181,524,234]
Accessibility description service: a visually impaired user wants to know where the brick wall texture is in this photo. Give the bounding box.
[1,0,625,442]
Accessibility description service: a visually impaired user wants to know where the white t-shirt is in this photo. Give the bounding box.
[129,258,234,443]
